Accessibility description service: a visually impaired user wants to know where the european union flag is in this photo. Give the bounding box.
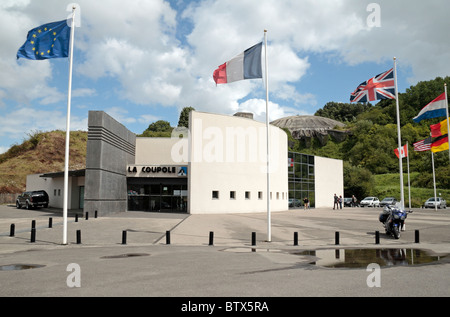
[17,19,70,60]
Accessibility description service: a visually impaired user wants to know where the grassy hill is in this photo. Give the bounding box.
[0,130,87,193]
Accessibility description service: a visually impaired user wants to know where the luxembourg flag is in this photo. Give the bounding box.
[413,93,448,123]
[213,42,263,84]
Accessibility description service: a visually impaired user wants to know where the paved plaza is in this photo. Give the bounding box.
[1,204,449,301]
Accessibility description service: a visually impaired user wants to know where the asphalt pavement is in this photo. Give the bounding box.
[0,204,449,302]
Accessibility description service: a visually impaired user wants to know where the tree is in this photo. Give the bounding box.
[138,120,173,137]
[315,101,371,122]
[147,120,172,132]
[343,161,374,199]
[178,107,195,128]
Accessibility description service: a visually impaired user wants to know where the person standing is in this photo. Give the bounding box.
[303,197,309,210]
[333,194,339,210]
[352,195,357,207]
[339,195,343,209]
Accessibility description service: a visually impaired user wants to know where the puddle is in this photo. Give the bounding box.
[297,248,446,268]
[221,247,282,253]
[101,253,150,259]
[0,264,45,271]
[220,247,447,269]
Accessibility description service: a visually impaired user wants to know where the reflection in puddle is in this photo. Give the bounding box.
[0,264,45,271]
[220,247,447,269]
[297,249,446,268]
[101,253,150,259]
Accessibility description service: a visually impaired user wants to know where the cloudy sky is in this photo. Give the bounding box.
[1,0,449,154]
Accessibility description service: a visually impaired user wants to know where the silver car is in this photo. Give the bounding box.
[424,197,447,209]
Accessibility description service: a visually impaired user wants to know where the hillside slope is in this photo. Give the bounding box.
[0,130,87,193]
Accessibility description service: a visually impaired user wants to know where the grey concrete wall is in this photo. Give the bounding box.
[84,111,136,216]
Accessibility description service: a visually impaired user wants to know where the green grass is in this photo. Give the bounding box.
[374,173,450,207]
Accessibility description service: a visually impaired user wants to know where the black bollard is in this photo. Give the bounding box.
[75,214,78,222]
[209,231,214,246]
[48,217,53,228]
[335,231,340,245]
[166,230,171,245]
[30,228,36,243]
[251,232,256,246]
[31,220,36,229]
[95,210,98,218]
[375,231,380,244]
[415,230,420,243]
[293,232,298,246]
[76,230,81,244]
[85,212,89,220]
[10,224,15,237]
[122,230,127,245]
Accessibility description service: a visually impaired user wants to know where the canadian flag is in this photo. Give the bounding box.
[394,144,408,159]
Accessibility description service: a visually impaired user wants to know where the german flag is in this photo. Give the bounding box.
[431,134,449,153]
[430,118,448,137]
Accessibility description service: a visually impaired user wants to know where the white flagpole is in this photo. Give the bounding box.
[431,149,437,211]
[393,57,405,209]
[264,30,271,242]
[407,142,411,210]
[444,83,450,164]
[63,7,76,245]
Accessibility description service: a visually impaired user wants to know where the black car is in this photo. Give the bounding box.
[343,197,353,207]
[16,190,49,209]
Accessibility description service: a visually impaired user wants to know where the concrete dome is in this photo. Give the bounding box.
[271,115,348,143]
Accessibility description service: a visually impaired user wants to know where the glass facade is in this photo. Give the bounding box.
[127,178,188,213]
[288,151,315,208]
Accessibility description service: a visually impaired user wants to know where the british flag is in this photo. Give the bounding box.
[350,68,396,103]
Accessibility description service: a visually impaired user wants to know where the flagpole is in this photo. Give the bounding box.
[431,149,437,211]
[62,7,76,245]
[444,83,450,164]
[407,141,411,210]
[393,57,405,209]
[264,30,271,242]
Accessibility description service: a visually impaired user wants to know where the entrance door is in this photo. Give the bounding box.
[127,178,188,213]
[79,186,85,209]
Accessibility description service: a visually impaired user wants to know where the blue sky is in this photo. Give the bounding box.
[1,0,449,154]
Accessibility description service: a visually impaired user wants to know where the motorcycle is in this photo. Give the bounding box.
[379,204,410,239]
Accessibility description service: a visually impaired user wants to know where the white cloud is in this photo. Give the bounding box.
[1,0,450,154]
[0,146,8,155]
[0,107,87,139]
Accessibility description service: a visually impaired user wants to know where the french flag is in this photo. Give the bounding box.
[413,92,448,123]
[213,42,263,85]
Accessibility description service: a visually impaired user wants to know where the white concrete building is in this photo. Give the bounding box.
[26,110,343,214]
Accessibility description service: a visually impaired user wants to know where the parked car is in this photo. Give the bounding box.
[424,197,447,209]
[343,197,353,207]
[16,190,49,209]
[360,196,380,207]
[289,198,302,207]
[380,197,397,207]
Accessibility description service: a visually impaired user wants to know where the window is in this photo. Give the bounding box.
[245,191,250,200]
[258,191,263,200]
[212,191,219,199]
[230,191,236,199]
[276,192,279,200]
